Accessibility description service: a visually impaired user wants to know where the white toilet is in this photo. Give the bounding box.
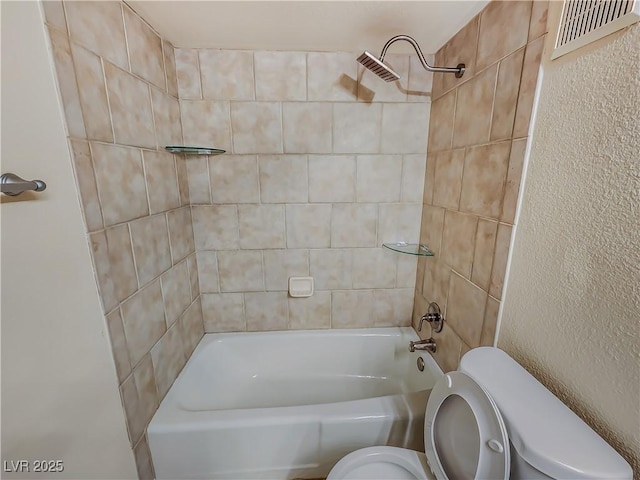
[328,347,632,480]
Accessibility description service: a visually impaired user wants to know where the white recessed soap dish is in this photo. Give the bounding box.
[289,277,314,298]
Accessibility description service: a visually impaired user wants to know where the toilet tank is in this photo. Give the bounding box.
[459,348,632,480]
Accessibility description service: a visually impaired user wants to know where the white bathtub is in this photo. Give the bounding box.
[148,327,442,479]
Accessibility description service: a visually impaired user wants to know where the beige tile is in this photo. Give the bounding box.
[288,292,331,330]
[263,249,309,291]
[453,63,498,148]
[209,155,259,204]
[422,257,451,311]
[331,204,377,247]
[245,292,289,331]
[151,87,182,147]
[471,219,498,291]
[70,42,112,141]
[175,48,202,99]
[513,35,545,138]
[181,100,231,151]
[120,364,147,444]
[373,288,414,327]
[352,248,396,289]
[381,103,430,154]
[407,54,434,102]
[490,48,525,141]
[179,298,204,355]
[231,102,283,154]
[176,157,190,206]
[358,54,409,103]
[238,204,285,249]
[446,272,487,348]
[423,153,436,205]
[441,210,478,278]
[69,140,103,232]
[143,150,180,214]
[356,155,402,203]
[196,251,219,294]
[427,90,456,152]
[163,40,179,97]
[90,225,138,311]
[529,1,549,41]
[106,308,131,384]
[133,435,155,480]
[420,205,445,256]
[47,26,86,139]
[333,103,382,154]
[480,295,500,346]
[501,138,528,224]
[286,204,331,248]
[192,205,238,250]
[331,290,373,328]
[254,51,306,101]
[283,103,332,153]
[459,141,511,218]
[186,254,200,301]
[396,254,419,289]
[121,280,166,367]
[308,155,356,203]
[432,149,465,209]
[199,49,254,100]
[476,0,531,72]
[401,155,427,203]
[434,15,479,98]
[258,155,308,203]
[130,214,172,286]
[167,207,195,263]
[378,203,422,246]
[43,1,66,30]
[202,293,245,332]
[185,157,211,204]
[415,257,427,296]
[65,1,128,69]
[310,249,352,290]
[91,142,148,226]
[133,355,159,430]
[160,261,192,326]
[489,223,512,299]
[104,62,156,149]
[217,251,264,292]
[307,52,358,101]
[412,291,429,331]
[151,323,186,398]
[123,6,164,89]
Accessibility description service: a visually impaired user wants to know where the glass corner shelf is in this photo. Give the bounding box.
[383,242,434,257]
[165,145,225,155]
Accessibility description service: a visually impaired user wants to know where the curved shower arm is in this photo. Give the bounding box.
[379,35,465,77]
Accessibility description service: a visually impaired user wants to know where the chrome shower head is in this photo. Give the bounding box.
[357,51,400,82]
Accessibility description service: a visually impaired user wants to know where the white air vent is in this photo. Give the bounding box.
[552,0,640,59]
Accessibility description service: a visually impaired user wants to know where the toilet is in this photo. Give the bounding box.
[328,347,632,480]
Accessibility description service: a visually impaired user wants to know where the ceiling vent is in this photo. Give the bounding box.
[552,0,640,59]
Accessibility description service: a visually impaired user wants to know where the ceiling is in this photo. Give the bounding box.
[127,1,488,54]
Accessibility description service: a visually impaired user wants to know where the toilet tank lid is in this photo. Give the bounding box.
[459,348,632,480]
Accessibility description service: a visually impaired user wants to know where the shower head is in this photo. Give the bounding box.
[358,35,465,82]
[357,51,400,82]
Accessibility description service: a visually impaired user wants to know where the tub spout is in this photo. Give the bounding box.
[409,338,436,353]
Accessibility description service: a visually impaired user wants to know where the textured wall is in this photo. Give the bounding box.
[499,20,640,475]
[412,0,549,371]
[175,48,432,332]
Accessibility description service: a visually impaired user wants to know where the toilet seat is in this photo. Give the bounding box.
[425,372,510,480]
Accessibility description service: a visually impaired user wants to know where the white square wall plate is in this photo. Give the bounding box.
[288,277,314,297]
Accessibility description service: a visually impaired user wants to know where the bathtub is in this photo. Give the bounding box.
[148,327,442,479]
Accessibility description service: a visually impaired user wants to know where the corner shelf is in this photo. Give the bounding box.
[382,242,434,256]
[165,146,225,155]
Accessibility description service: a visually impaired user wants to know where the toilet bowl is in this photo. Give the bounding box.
[328,347,632,480]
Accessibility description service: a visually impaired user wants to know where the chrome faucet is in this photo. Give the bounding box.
[409,338,436,353]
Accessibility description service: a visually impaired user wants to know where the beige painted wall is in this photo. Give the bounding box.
[499,11,640,475]
[0,2,136,478]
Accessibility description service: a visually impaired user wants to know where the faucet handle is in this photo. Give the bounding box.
[418,302,444,333]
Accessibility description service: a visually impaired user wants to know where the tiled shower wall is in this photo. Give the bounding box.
[43,2,202,477]
[175,48,433,332]
[412,0,549,371]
